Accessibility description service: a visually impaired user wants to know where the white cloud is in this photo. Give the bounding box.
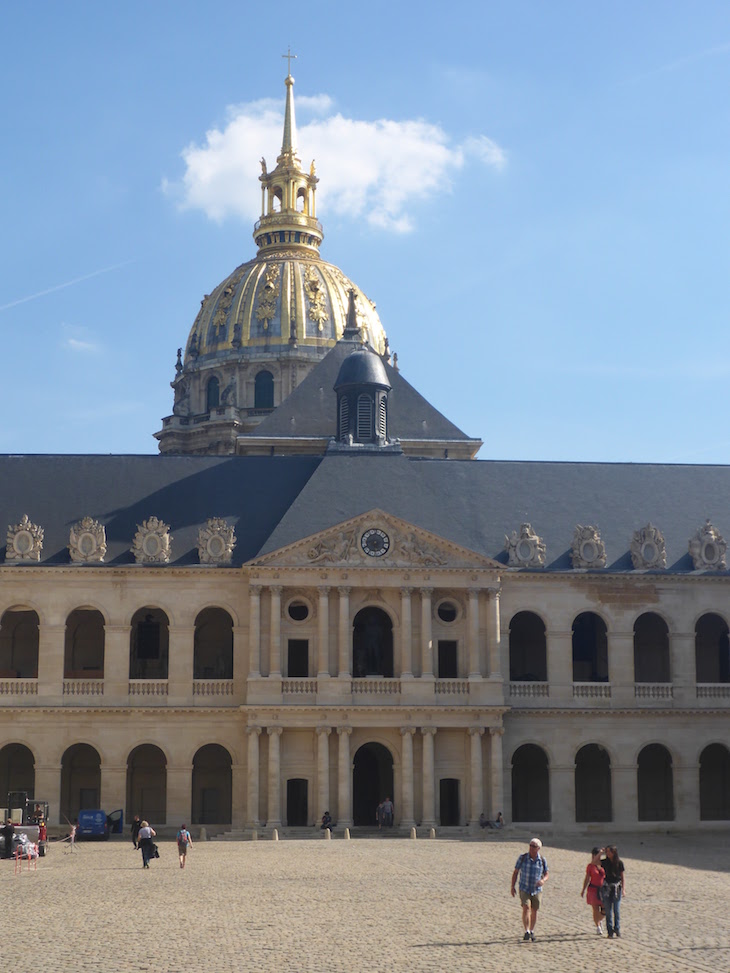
[163,95,505,233]
[61,324,101,355]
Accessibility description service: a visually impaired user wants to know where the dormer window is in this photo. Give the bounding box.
[357,394,373,441]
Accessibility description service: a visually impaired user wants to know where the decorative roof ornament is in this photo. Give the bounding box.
[69,517,107,564]
[570,525,606,569]
[689,519,726,570]
[630,523,667,569]
[6,514,44,562]
[131,517,172,564]
[504,523,546,568]
[198,518,236,565]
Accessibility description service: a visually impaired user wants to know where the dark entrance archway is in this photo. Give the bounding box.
[353,742,394,826]
[352,608,393,677]
[61,744,101,823]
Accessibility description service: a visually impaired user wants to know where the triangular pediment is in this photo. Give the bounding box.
[249,509,501,570]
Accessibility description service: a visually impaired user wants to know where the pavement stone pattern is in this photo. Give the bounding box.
[4,832,728,973]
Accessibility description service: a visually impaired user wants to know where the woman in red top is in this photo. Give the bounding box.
[580,846,606,935]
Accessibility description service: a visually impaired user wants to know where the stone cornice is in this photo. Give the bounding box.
[504,570,730,586]
[504,707,730,718]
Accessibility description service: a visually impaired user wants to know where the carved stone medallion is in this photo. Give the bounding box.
[630,523,667,569]
[689,520,726,570]
[571,525,606,569]
[6,514,44,562]
[504,523,546,567]
[131,517,172,564]
[198,518,236,565]
[69,517,107,564]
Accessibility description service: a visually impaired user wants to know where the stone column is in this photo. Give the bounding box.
[34,763,62,825]
[401,588,413,678]
[100,765,127,822]
[551,764,575,828]
[231,762,246,829]
[547,629,573,704]
[489,727,505,818]
[248,586,262,677]
[400,727,416,828]
[608,630,634,706]
[469,727,485,825]
[103,624,131,699]
[338,587,351,678]
[467,589,482,678]
[37,623,65,697]
[232,625,247,698]
[269,586,282,678]
[317,726,331,818]
[246,726,262,827]
[167,625,193,701]
[671,632,695,706]
[673,759,697,828]
[612,763,637,827]
[421,727,437,827]
[267,727,283,828]
[318,587,330,678]
[167,765,192,826]
[486,588,502,679]
[337,726,353,828]
[421,589,433,678]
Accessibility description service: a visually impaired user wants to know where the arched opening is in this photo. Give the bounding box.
[511,744,550,821]
[206,376,220,411]
[637,744,674,820]
[0,743,35,801]
[129,608,169,679]
[572,612,608,682]
[0,609,39,678]
[254,370,274,409]
[64,609,104,678]
[695,613,730,683]
[700,743,730,820]
[126,745,167,825]
[271,188,282,213]
[296,187,307,213]
[634,613,670,682]
[192,744,232,825]
[509,612,547,681]
[286,778,308,826]
[352,742,393,826]
[575,744,612,822]
[352,608,393,678]
[61,744,101,822]
[194,608,233,679]
[439,778,460,826]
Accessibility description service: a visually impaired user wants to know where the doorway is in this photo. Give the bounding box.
[352,743,394,826]
[287,779,308,826]
[439,778,460,825]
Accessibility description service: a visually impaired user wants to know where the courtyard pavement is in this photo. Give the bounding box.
[4,831,727,973]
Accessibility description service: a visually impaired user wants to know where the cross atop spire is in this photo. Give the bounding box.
[282,47,297,77]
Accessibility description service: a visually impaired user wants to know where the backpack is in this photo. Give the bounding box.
[177,829,188,846]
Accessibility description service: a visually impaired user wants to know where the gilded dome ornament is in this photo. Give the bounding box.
[69,517,107,564]
[131,517,172,564]
[689,520,726,570]
[6,513,44,562]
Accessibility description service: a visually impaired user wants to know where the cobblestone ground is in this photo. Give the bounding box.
[4,832,728,973]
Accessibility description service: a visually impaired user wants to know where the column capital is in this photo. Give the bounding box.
[318,585,331,595]
[400,726,416,738]
[401,587,413,597]
[338,586,352,596]
[486,586,501,598]
[337,726,352,737]
[421,726,437,737]
[469,726,485,738]
[420,587,433,597]
[316,726,332,737]
[270,585,283,596]
[488,726,504,737]
[250,584,263,596]
[247,725,262,737]
[468,587,482,598]
[267,726,283,737]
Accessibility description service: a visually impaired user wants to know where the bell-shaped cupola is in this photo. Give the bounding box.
[334,299,392,447]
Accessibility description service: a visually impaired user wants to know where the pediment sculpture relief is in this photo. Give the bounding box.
[689,520,726,570]
[504,523,546,568]
[306,525,448,567]
[630,523,667,569]
[131,517,172,564]
[69,517,107,564]
[198,518,236,565]
[6,514,44,562]
[571,524,606,569]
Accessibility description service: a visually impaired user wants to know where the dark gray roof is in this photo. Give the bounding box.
[248,340,475,443]
[3,453,730,572]
[334,346,391,390]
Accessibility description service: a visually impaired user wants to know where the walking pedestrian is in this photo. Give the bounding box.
[580,846,606,935]
[176,824,192,869]
[131,814,141,849]
[600,845,626,938]
[138,820,156,868]
[510,837,549,942]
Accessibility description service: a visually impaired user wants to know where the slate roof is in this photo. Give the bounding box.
[3,452,730,573]
[247,339,477,445]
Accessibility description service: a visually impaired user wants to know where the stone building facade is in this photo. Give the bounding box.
[0,73,728,833]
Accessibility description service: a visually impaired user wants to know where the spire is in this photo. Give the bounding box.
[253,58,323,256]
[342,289,362,340]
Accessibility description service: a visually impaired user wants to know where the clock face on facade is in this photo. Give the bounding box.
[361,528,390,557]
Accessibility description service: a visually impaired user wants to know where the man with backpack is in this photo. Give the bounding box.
[510,837,549,942]
[177,824,193,869]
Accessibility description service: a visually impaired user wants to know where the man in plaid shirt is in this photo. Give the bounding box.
[510,837,549,941]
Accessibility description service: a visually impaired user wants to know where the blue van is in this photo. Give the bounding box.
[77,809,110,840]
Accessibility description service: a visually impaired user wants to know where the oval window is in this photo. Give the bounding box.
[288,601,309,622]
[437,602,457,623]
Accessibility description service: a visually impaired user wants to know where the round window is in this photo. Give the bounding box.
[288,601,309,622]
[437,602,457,623]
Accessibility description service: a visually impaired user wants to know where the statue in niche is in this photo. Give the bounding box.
[173,378,189,415]
[220,380,237,407]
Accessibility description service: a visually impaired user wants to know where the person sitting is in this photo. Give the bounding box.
[320,811,333,831]
[479,812,489,829]
[494,811,505,828]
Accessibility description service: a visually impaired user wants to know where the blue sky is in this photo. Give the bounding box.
[2,1,729,462]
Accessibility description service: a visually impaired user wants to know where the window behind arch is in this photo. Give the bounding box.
[255,371,274,409]
[206,377,220,411]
